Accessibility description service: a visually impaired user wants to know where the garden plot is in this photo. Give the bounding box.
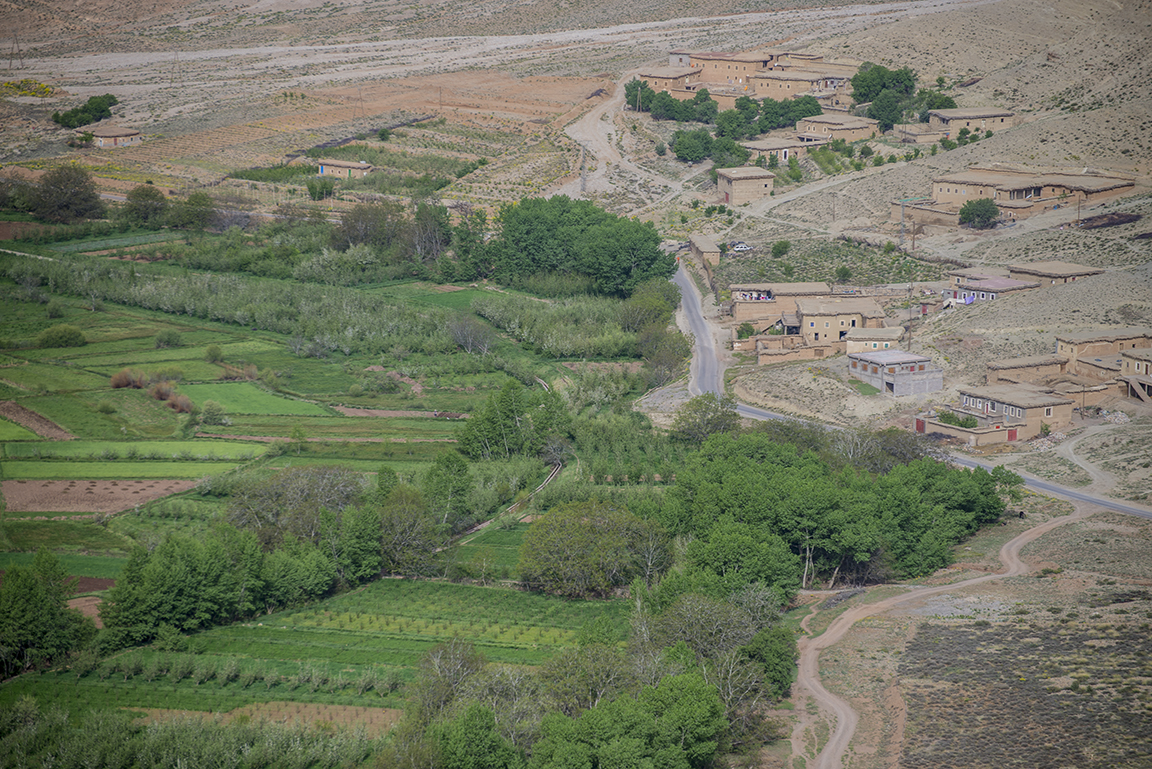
[2,479,199,512]
[1,461,238,480]
[0,418,40,441]
[0,401,75,439]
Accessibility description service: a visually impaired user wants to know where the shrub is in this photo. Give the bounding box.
[655,141,666,157]
[199,400,227,425]
[155,329,182,349]
[36,324,86,348]
[959,198,1000,229]
[148,381,175,401]
[111,368,147,389]
[937,410,978,428]
[168,393,194,413]
[736,322,757,339]
[95,400,116,414]
[204,344,224,363]
[45,299,65,318]
[771,240,791,258]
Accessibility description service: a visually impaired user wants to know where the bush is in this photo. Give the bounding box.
[95,400,116,414]
[736,322,757,340]
[45,299,65,319]
[654,141,666,156]
[168,393,194,413]
[155,329,182,349]
[200,400,227,425]
[204,344,224,363]
[771,240,791,258]
[148,381,174,401]
[110,368,147,389]
[36,324,86,348]
[937,410,977,429]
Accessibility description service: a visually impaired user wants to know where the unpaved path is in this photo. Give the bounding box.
[793,500,1096,769]
[1052,424,1118,491]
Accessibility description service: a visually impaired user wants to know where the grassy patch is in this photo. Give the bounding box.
[3,520,135,553]
[177,383,332,416]
[0,419,40,441]
[0,552,125,579]
[848,378,880,396]
[3,440,266,461]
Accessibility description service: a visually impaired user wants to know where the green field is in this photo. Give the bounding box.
[3,439,266,461]
[0,580,627,717]
[454,522,529,576]
[0,552,125,579]
[3,520,135,553]
[0,418,39,441]
[1,460,238,479]
[178,383,333,415]
[208,415,458,441]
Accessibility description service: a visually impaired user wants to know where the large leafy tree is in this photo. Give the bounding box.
[959,197,1000,228]
[0,548,96,676]
[32,164,105,223]
[671,392,740,444]
[121,183,168,227]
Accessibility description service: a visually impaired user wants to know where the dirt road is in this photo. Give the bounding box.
[792,499,1096,768]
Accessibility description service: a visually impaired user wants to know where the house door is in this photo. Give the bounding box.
[1007,428,1017,441]
[915,418,925,433]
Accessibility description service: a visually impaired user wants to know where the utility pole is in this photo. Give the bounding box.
[579,144,587,196]
[897,196,931,246]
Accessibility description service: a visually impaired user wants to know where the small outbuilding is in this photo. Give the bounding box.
[1007,261,1104,285]
[318,159,374,178]
[716,166,775,205]
[87,126,142,148]
[849,350,942,396]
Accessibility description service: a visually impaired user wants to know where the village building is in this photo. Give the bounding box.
[750,69,851,103]
[893,165,1136,225]
[1120,348,1152,404]
[795,296,886,344]
[689,233,722,267]
[318,159,374,178]
[730,282,832,322]
[636,66,703,94]
[741,137,824,164]
[914,384,1074,445]
[942,276,1039,304]
[845,326,904,353]
[1055,328,1152,360]
[926,107,1016,133]
[945,267,1009,286]
[849,350,943,396]
[716,166,775,205]
[1007,261,1104,285]
[795,114,879,143]
[87,126,142,148]
[986,354,1070,385]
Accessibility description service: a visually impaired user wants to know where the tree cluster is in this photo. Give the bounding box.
[457,380,569,463]
[52,94,119,128]
[491,196,673,298]
[625,79,718,124]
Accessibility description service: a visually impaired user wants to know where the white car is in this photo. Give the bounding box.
[730,243,753,252]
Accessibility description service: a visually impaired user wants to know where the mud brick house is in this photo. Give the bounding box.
[741,137,823,164]
[915,384,1074,445]
[986,354,1070,385]
[1055,328,1152,362]
[849,350,942,396]
[942,275,1039,303]
[845,326,904,353]
[318,159,374,178]
[1007,261,1104,285]
[927,107,1016,133]
[902,165,1135,224]
[795,296,886,344]
[1120,348,1152,403]
[87,126,142,148]
[636,66,702,94]
[689,233,721,267]
[795,114,879,143]
[716,166,775,205]
[730,282,832,323]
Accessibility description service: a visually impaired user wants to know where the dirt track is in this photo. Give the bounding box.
[792,500,1096,769]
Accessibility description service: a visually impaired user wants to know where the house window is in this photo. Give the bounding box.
[1044,407,1053,417]
[989,403,997,413]
[872,343,878,349]
[990,294,996,299]
[824,322,830,328]
[809,322,815,327]
[963,396,969,406]
[851,361,857,368]
[918,365,925,371]
[888,367,895,374]
[883,343,890,349]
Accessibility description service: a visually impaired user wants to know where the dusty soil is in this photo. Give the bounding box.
[67,595,106,629]
[1,479,198,513]
[0,401,76,440]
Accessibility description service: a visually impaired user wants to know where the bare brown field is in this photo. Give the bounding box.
[1,479,198,513]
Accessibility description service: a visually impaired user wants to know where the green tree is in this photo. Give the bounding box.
[743,626,798,698]
[423,452,475,531]
[167,191,216,231]
[959,197,1000,229]
[32,164,105,223]
[771,240,791,258]
[0,549,97,676]
[671,393,740,444]
[122,184,168,227]
[436,703,524,769]
[518,501,663,598]
[867,89,904,132]
[835,265,853,283]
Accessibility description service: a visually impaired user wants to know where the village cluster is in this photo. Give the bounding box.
[649,44,1146,448]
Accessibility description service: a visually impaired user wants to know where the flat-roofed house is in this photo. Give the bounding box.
[1055,328,1152,360]
[986,354,1069,385]
[1120,348,1152,403]
[942,276,1039,303]
[741,137,822,163]
[914,384,1074,445]
[1007,261,1104,285]
[318,159,374,178]
[730,282,831,322]
[716,167,775,205]
[795,114,879,143]
[927,108,1016,134]
[88,126,142,148]
[796,296,886,344]
[849,350,943,395]
[689,233,721,267]
[845,326,904,353]
[638,66,702,94]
